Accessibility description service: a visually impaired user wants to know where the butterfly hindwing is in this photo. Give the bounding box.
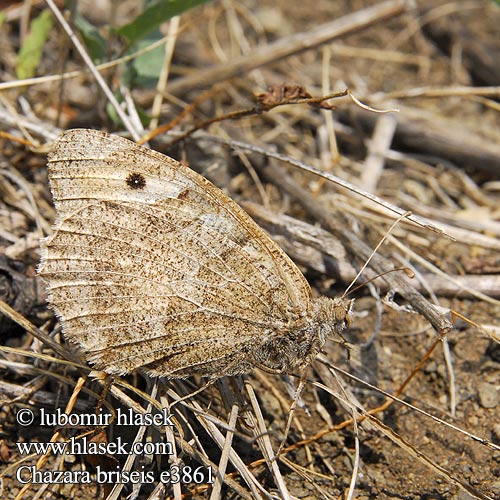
[39,129,314,376]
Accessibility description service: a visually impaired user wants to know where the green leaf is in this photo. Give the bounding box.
[127,32,167,88]
[117,0,211,45]
[0,11,6,30]
[16,10,53,79]
[73,12,107,62]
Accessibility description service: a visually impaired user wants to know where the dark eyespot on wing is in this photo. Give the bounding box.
[126,172,146,190]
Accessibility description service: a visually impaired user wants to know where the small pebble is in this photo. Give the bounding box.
[492,423,500,441]
[477,382,498,408]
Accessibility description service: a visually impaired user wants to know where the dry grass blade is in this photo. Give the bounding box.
[106,383,158,500]
[0,300,80,364]
[165,0,410,94]
[209,403,238,500]
[364,414,494,500]
[206,134,448,237]
[245,381,291,500]
[44,0,140,140]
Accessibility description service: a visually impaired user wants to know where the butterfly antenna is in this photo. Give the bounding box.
[346,267,415,297]
[342,211,412,298]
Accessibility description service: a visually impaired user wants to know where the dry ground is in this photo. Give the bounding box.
[0,1,499,499]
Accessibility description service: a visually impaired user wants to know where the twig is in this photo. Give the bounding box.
[164,0,410,95]
[209,404,239,500]
[377,85,500,100]
[0,299,80,364]
[106,382,158,500]
[150,16,180,129]
[202,134,449,237]
[165,89,349,146]
[359,113,398,192]
[337,104,500,174]
[45,0,141,141]
[258,161,453,333]
[245,381,291,500]
[386,234,500,305]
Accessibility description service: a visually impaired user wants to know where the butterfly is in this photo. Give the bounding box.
[39,129,351,378]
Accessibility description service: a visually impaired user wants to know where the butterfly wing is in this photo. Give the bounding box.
[39,129,313,377]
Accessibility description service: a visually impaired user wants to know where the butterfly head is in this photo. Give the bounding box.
[312,296,353,334]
